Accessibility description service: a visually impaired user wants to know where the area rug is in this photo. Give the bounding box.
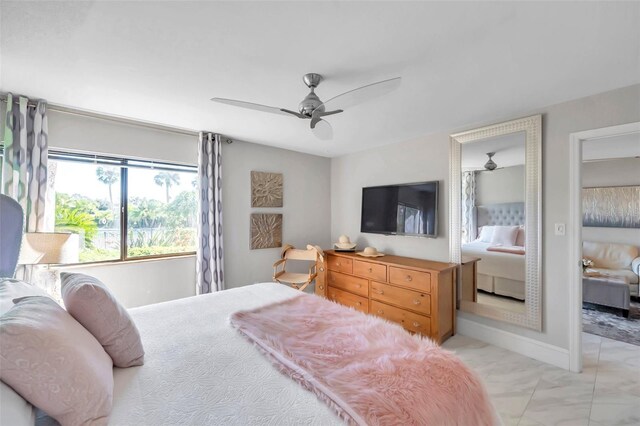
[230,294,498,426]
[582,299,640,346]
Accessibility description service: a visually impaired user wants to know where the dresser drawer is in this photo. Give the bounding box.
[389,267,431,292]
[328,271,368,297]
[327,256,353,274]
[353,260,387,281]
[328,286,368,313]
[370,281,431,315]
[370,301,431,335]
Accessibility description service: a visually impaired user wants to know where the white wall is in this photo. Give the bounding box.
[54,256,196,308]
[222,140,331,288]
[48,110,332,305]
[475,165,525,205]
[582,157,640,246]
[331,84,640,351]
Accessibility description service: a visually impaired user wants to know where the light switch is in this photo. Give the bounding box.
[554,223,566,236]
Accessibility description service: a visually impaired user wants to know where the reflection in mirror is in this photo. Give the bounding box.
[450,114,541,330]
[459,132,526,314]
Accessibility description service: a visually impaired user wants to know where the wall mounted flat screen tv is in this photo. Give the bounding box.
[361,181,439,237]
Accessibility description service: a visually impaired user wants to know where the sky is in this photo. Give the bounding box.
[53,160,196,203]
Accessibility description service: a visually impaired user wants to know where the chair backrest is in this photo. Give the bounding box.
[282,244,324,263]
[0,195,24,278]
[284,247,318,261]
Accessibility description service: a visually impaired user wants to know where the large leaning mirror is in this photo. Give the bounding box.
[450,115,542,330]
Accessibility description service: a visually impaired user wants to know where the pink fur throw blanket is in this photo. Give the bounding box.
[487,245,526,255]
[230,294,498,426]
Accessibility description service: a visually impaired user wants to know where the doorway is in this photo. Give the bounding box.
[568,122,640,372]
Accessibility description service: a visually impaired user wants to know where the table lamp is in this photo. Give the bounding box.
[18,232,80,299]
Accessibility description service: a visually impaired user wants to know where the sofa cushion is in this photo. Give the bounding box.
[588,268,638,284]
[583,241,638,270]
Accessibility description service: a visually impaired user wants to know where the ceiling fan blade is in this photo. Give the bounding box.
[311,119,333,140]
[315,77,401,113]
[211,97,292,117]
[310,109,343,129]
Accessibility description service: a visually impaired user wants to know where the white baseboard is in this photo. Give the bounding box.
[457,317,570,370]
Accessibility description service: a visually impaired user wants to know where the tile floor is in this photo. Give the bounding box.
[442,332,640,426]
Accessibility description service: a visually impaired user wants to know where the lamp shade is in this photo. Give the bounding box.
[18,232,80,265]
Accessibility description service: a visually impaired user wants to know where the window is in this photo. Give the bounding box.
[51,151,197,263]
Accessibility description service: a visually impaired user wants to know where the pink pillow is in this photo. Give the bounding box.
[490,226,519,246]
[61,273,144,367]
[0,296,113,425]
[515,226,526,247]
[0,278,48,316]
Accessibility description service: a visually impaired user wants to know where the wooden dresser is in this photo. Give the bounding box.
[315,250,457,344]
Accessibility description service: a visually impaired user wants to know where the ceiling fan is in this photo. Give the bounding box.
[211,73,401,140]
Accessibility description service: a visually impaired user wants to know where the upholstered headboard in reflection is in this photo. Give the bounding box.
[474,202,525,230]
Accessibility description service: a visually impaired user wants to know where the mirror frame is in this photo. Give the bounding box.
[449,114,542,330]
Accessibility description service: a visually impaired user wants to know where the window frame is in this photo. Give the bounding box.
[50,150,198,266]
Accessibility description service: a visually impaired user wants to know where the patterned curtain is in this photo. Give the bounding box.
[1,94,49,231]
[461,171,476,244]
[1,94,50,282]
[196,132,224,294]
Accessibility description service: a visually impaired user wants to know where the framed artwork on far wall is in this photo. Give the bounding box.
[250,213,283,249]
[251,171,283,208]
[582,185,640,228]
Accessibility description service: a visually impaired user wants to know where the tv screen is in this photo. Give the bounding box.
[361,181,438,237]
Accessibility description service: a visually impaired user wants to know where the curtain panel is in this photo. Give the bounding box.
[461,171,476,244]
[196,132,224,294]
[1,94,49,231]
[1,94,50,283]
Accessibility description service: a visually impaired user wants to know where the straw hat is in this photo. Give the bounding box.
[334,235,357,250]
[356,246,385,257]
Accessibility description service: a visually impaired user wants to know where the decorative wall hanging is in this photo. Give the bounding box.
[251,171,283,208]
[582,185,640,228]
[250,213,282,249]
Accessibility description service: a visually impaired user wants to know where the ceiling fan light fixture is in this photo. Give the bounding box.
[484,152,497,171]
[211,73,401,140]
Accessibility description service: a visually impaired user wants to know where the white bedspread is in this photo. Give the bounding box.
[462,241,525,282]
[109,283,341,425]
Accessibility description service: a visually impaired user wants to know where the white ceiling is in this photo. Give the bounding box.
[1,1,639,158]
[461,132,525,170]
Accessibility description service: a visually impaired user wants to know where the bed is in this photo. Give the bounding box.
[107,283,341,425]
[461,202,526,300]
[19,281,497,426]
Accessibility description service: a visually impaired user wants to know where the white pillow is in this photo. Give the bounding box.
[477,226,494,243]
[0,381,35,426]
[490,226,519,246]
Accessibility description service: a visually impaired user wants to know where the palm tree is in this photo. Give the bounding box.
[96,167,119,206]
[154,172,180,203]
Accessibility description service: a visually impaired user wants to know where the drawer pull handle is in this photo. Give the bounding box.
[368,268,373,273]
[356,284,361,288]
[373,289,384,295]
[406,275,413,282]
[337,263,341,267]
[412,321,421,328]
[377,309,384,314]
[356,301,362,306]
[319,285,324,290]
[412,299,421,305]
[320,267,324,272]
